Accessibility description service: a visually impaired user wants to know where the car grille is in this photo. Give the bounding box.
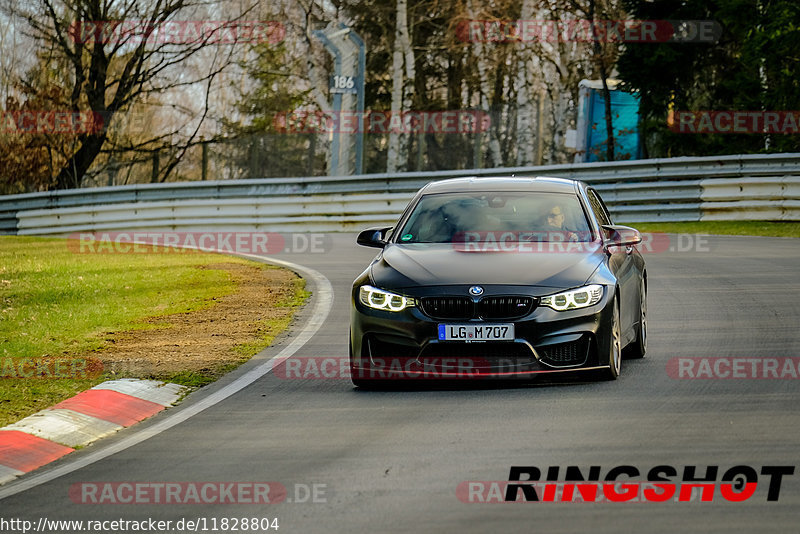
[420,296,535,320]
[537,336,590,367]
[420,297,473,320]
[478,296,534,319]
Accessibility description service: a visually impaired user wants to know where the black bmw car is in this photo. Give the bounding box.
[350,177,646,387]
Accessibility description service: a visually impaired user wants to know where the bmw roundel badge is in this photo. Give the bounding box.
[469,286,484,296]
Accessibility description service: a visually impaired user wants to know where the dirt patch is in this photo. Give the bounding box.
[97,262,304,380]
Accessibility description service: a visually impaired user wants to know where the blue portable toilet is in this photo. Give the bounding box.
[575,79,641,162]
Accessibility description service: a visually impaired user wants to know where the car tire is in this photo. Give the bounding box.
[600,297,622,380]
[625,278,647,359]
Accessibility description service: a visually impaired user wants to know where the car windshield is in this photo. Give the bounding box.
[396,191,593,243]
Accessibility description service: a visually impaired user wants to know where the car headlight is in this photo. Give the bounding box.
[540,284,604,311]
[359,285,415,312]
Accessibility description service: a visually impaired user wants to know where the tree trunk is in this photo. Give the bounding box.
[599,75,615,161]
[589,0,615,161]
[466,0,502,167]
[515,0,536,166]
[387,0,413,173]
[54,134,106,189]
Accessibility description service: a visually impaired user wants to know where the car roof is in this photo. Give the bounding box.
[421,176,582,195]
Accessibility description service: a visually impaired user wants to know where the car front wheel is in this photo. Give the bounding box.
[601,297,622,380]
[626,278,647,359]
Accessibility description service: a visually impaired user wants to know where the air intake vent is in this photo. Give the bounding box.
[537,336,590,367]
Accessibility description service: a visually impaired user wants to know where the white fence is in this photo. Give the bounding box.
[1,153,798,235]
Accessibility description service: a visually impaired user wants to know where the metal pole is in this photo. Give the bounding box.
[151,151,159,183]
[536,89,545,165]
[345,24,366,175]
[201,138,207,181]
[312,30,343,175]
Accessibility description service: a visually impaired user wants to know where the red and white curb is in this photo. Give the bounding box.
[0,379,186,485]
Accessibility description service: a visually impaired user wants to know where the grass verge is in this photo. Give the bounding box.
[625,221,800,238]
[0,236,308,427]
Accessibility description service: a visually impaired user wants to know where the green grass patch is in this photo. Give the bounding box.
[0,236,239,359]
[0,236,307,427]
[624,221,800,238]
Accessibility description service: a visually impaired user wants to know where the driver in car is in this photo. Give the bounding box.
[544,204,580,242]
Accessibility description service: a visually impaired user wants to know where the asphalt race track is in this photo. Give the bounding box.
[2,234,799,533]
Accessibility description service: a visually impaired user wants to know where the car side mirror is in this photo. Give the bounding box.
[356,227,393,248]
[601,224,642,252]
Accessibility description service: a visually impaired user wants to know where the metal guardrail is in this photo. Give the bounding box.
[1,153,799,235]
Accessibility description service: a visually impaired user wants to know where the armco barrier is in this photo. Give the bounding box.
[1,153,798,235]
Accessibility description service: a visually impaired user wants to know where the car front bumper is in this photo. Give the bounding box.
[350,282,616,381]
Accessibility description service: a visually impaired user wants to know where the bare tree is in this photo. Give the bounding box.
[465,0,503,167]
[386,0,415,173]
[3,0,256,189]
[586,0,619,161]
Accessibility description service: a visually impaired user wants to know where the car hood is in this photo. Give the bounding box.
[370,243,605,291]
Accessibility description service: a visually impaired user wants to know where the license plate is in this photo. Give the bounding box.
[438,324,515,341]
